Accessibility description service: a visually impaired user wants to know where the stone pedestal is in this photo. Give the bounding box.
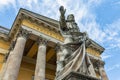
[63,71,100,80]
[34,39,47,80]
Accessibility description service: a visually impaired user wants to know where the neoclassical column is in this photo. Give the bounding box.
[2,28,29,80]
[98,61,109,80]
[34,38,47,80]
[0,41,15,80]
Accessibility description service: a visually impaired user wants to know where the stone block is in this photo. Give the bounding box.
[63,71,100,80]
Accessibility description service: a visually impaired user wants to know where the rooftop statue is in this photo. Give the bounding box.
[56,6,97,80]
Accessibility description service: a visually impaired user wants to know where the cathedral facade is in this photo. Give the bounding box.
[0,8,108,80]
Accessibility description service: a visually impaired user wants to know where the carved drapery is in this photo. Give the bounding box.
[56,42,86,80]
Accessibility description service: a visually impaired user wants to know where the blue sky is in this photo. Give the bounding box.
[0,0,120,80]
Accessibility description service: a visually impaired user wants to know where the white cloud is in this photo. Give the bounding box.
[0,0,102,21]
[107,64,120,72]
[103,19,120,49]
[0,0,16,10]
[17,0,39,9]
[101,53,112,60]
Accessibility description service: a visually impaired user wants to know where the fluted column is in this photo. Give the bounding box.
[34,38,47,80]
[98,61,109,80]
[2,29,29,80]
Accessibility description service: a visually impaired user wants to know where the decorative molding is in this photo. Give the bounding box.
[17,28,31,39]
[88,38,105,53]
[21,25,63,44]
[36,37,48,46]
[22,20,64,42]
[86,47,100,57]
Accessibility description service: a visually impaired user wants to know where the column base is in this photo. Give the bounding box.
[63,71,100,80]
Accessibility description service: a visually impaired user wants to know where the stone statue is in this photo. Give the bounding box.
[56,6,96,80]
[66,14,80,33]
[59,6,81,45]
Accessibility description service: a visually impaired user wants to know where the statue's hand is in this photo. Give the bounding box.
[59,6,66,15]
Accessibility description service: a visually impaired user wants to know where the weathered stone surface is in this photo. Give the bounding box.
[63,71,100,80]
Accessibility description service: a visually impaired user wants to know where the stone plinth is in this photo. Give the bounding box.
[63,71,100,80]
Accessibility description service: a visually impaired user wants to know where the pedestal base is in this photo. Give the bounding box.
[63,71,100,80]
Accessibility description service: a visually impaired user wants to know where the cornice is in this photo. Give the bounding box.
[20,8,59,27]
[87,38,105,54]
[8,9,23,40]
[21,12,59,33]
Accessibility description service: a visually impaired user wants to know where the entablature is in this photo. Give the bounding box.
[8,8,64,43]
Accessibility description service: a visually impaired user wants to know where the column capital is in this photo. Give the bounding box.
[36,37,48,46]
[55,43,61,52]
[9,41,16,51]
[95,60,105,68]
[17,28,31,39]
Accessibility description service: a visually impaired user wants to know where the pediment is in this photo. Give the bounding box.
[9,8,61,41]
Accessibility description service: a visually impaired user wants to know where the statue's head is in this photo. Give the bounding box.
[67,14,75,22]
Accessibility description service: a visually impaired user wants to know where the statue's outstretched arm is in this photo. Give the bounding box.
[59,6,67,31]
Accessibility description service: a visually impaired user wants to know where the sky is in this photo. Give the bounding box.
[0,0,120,80]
